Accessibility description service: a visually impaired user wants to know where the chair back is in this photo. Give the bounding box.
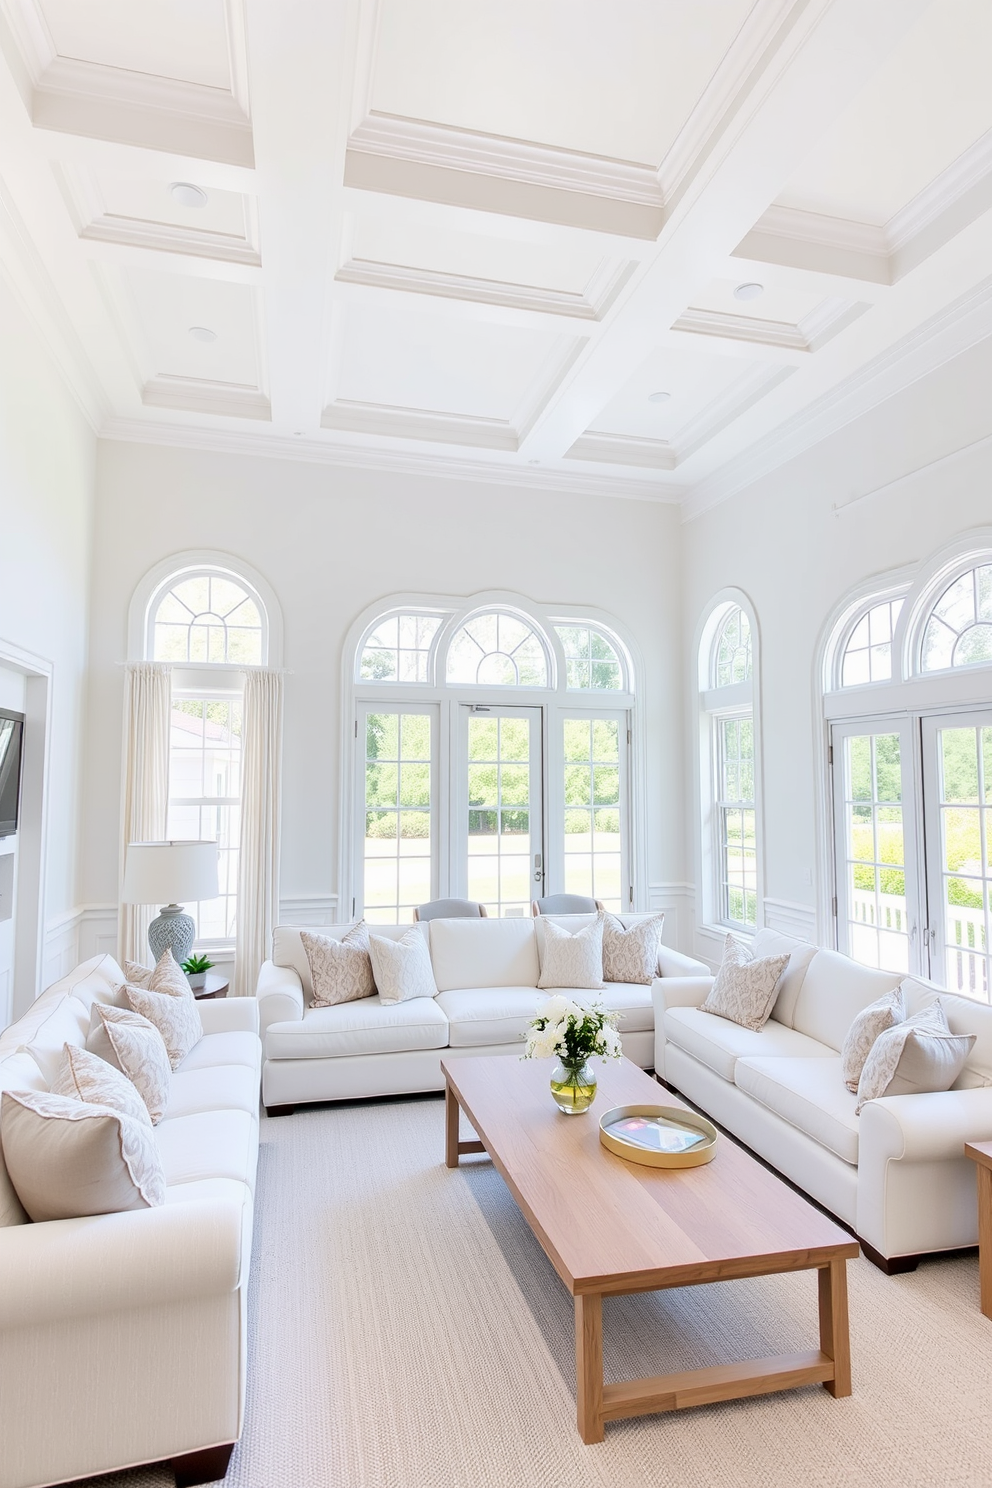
[414,898,488,922]
[532,894,602,915]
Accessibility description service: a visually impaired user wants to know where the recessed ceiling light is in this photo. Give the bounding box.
[647,391,671,404]
[188,326,217,343]
[734,282,764,302]
[170,182,208,209]
[528,459,540,465]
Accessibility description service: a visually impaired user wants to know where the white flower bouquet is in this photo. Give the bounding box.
[523,995,623,1065]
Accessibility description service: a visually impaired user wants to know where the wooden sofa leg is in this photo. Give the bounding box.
[859,1239,919,1275]
[265,1103,296,1117]
[171,1442,235,1486]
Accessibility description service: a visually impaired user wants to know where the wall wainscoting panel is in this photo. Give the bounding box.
[762,897,818,942]
[278,895,339,927]
[647,882,695,956]
[77,905,119,966]
[42,908,84,989]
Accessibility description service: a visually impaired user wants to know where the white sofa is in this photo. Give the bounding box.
[653,928,992,1270]
[257,915,709,1112]
[0,952,261,1488]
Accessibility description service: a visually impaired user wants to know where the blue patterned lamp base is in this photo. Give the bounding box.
[148,905,196,968]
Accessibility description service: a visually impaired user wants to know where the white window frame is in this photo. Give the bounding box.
[696,593,764,947]
[342,591,643,919]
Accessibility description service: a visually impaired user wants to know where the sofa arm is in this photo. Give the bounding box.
[0,1193,247,1330]
[657,946,711,978]
[256,959,304,1036]
[651,975,714,1012]
[860,1088,992,1165]
[197,998,259,1035]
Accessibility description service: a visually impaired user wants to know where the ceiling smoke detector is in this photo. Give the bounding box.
[734,282,764,303]
[188,326,217,343]
[647,391,671,404]
[170,182,208,209]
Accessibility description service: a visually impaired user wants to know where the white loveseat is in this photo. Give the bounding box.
[653,929,992,1269]
[257,915,709,1112]
[0,952,261,1488]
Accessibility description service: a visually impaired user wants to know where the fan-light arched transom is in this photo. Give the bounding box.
[360,613,443,683]
[152,572,265,666]
[555,625,624,690]
[922,564,992,673]
[840,599,903,686]
[446,612,549,688]
[712,606,752,687]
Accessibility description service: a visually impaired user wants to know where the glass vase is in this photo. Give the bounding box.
[550,1057,597,1114]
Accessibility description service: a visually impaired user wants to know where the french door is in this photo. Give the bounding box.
[454,705,544,917]
[832,709,992,997]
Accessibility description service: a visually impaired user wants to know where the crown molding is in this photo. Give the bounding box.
[887,126,992,254]
[142,374,270,421]
[566,432,677,472]
[334,254,634,321]
[681,273,992,522]
[322,398,517,450]
[99,416,684,502]
[672,295,866,354]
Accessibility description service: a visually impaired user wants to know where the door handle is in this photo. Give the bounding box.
[534,853,544,884]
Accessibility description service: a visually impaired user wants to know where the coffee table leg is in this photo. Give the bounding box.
[575,1292,604,1443]
[818,1258,852,1397]
[977,1165,992,1319]
[445,1079,461,1168]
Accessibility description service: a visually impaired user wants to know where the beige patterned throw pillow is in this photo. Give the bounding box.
[856,1001,976,1114]
[841,987,906,1092]
[602,913,665,985]
[90,1005,172,1123]
[52,1042,152,1128]
[368,928,438,1005]
[700,935,790,1032]
[0,1089,165,1220]
[303,924,376,1007]
[538,913,605,990]
[124,982,202,1070]
[124,947,189,998]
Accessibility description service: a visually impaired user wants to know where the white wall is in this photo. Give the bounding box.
[82,441,685,947]
[0,275,96,1014]
[682,333,992,957]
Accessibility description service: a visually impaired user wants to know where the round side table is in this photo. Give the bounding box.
[192,973,229,1000]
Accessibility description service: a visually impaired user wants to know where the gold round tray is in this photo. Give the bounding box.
[599,1104,718,1169]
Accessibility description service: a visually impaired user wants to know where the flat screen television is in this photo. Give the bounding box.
[0,708,24,838]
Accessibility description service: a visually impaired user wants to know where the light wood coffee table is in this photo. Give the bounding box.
[442,1054,858,1442]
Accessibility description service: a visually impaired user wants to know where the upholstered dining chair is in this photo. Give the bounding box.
[531,894,605,915]
[414,898,489,921]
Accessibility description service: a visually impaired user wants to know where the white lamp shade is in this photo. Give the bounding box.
[122,841,220,906]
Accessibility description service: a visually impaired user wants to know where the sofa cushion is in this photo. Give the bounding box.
[369,927,438,1003]
[790,950,903,1051]
[538,914,605,990]
[165,1063,261,1120]
[855,1002,975,1113]
[663,1006,834,1083]
[89,1005,172,1124]
[751,929,817,1028]
[123,982,203,1070]
[901,980,992,1089]
[429,916,539,992]
[841,986,906,1091]
[592,981,655,1035]
[155,1109,259,1192]
[272,923,426,999]
[175,1030,261,1072]
[734,1056,861,1166]
[0,1049,48,1226]
[264,996,449,1060]
[436,987,542,1047]
[603,913,665,985]
[52,1043,153,1128]
[303,925,375,1007]
[19,997,91,1082]
[700,936,790,1031]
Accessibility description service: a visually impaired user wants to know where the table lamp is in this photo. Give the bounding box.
[122,840,220,967]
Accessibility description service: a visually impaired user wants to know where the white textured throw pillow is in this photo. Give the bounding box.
[538,913,605,990]
[700,935,790,1032]
[856,1001,976,1114]
[124,981,202,1070]
[369,928,438,1005]
[89,1005,172,1124]
[841,986,906,1092]
[52,1042,152,1128]
[124,947,190,998]
[602,913,665,985]
[0,1089,165,1221]
[303,924,376,1007]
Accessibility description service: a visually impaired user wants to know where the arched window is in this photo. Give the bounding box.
[823,542,992,997]
[921,564,992,672]
[555,624,624,690]
[347,593,638,921]
[446,612,549,687]
[840,599,903,686]
[151,572,264,666]
[699,598,759,934]
[139,561,272,949]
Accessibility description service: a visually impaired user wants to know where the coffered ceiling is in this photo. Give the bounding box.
[1,0,991,514]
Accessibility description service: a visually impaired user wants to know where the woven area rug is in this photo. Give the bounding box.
[74,1095,992,1488]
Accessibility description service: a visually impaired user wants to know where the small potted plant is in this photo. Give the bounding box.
[182,952,214,991]
[523,995,623,1114]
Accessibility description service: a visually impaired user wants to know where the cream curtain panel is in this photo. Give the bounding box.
[234,669,283,997]
[118,662,171,966]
